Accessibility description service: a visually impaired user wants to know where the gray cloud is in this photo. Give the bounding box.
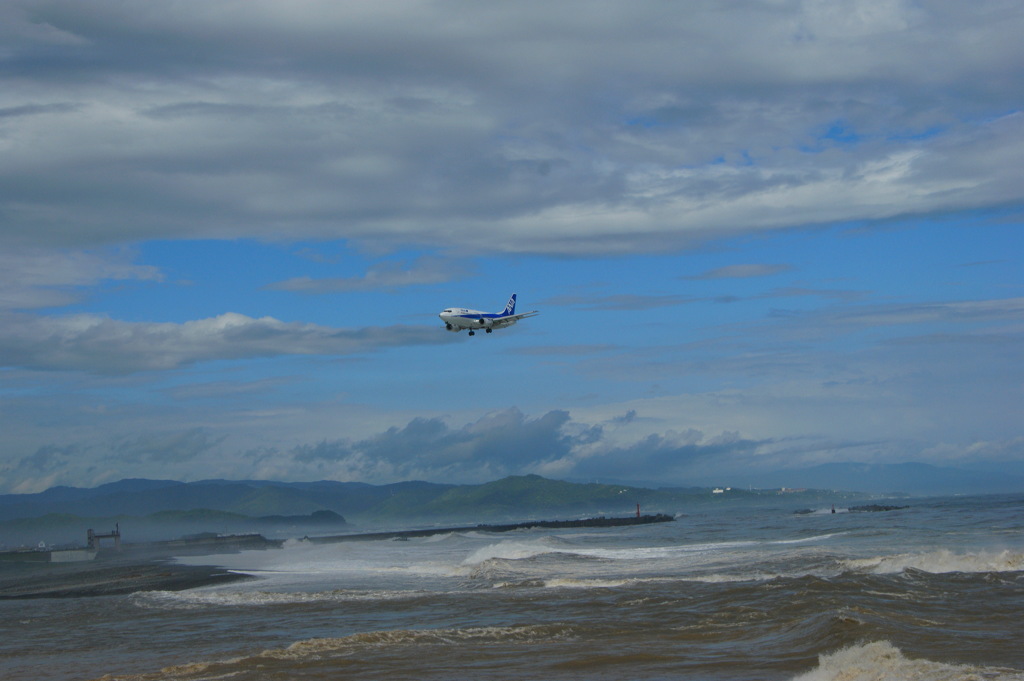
[684,264,794,280]
[267,257,467,294]
[0,312,455,374]
[511,344,618,357]
[2,1,1022,255]
[3,393,1022,492]
[281,412,777,486]
[276,409,780,485]
[292,408,583,482]
[0,102,79,118]
[0,1,1021,494]
[544,287,865,313]
[545,294,696,311]
[0,249,162,311]
[576,430,768,482]
[765,296,1024,337]
[3,428,227,493]
[110,429,225,464]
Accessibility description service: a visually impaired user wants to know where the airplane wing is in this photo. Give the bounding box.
[492,310,540,328]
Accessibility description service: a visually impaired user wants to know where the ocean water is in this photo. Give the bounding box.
[2,493,1022,680]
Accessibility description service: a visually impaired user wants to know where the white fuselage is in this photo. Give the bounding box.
[438,308,509,333]
[438,294,537,336]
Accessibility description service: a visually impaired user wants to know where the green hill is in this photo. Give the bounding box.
[1,474,860,547]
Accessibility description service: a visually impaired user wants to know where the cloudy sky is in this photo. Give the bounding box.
[2,0,1022,494]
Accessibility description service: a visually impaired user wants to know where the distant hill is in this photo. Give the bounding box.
[12,465,1014,547]
[1,508,349,547]
[0,478,454,523]
[0,473,854,529]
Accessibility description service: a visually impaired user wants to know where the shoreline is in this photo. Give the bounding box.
[0,513,673,599]
[0,558,251,599]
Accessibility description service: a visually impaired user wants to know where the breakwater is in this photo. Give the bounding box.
[308,513,675,544]
[1,514,674,566]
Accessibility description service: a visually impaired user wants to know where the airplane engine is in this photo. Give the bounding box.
[478,318,493,327]
[444,323,459,332]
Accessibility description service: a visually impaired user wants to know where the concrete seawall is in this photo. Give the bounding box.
[307,513,676,544]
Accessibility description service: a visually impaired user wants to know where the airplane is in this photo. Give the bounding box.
[439,293,539,336]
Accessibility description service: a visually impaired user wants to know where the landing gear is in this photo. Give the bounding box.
[485,328,492,333]
[468,330,475,336]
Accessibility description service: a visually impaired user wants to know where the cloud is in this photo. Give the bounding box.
[0,2,1020,496]
[0,102,80,118]
[766,296,1024,336]
[573,429,768,482]
[111,429,225,464]
[278,409,782,486]
[511,344,618,357]
[684,264,794,280]
[4,391,1023,492]
[291,408,584,482]
[0,249,162,311]
[267,256,466,294]
[1,2,1022,256]
[544,286,865,312]
[0,311,454,374]
[544,294,695,311]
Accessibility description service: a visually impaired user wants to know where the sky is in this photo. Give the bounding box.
[1,0,1022,494]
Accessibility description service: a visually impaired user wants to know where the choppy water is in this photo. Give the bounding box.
[2,493,1022,680]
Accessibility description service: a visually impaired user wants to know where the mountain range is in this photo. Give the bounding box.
[2,462,1020,547]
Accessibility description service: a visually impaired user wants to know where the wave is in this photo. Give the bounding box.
[463,532,842,566]
[280,622,579,654]
[92,623,582,680]
[791,641,1024,681]
[133,587,434,609]
[462,537,571,565]
[844,549,1024,575]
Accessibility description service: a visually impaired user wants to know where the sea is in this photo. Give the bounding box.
[2,493,1022,681]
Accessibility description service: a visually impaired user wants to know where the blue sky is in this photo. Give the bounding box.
[1,1,1022,493]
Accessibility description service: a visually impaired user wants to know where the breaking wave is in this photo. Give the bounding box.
[90,624,581,680]
[844,549,1024,575]
[791,641,1024,681]
[134,587,434,609]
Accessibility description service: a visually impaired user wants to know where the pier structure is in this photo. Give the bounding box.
[87,525,122,552]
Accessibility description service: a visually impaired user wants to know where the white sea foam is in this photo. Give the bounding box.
[462,533,840,567]
[541,577,636,589]
[269,622,580,655]
[845,549,1024,575]
[461,538,566,565]
[134,587,433,609]
[791,641,1024,681]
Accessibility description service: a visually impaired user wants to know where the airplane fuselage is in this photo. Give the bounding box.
[438,294,538,336]
[439,307,508,333]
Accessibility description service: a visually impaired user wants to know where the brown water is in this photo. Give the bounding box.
[2,494,1022,680]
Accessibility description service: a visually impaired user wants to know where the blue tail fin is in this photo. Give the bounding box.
[503,294,517,316]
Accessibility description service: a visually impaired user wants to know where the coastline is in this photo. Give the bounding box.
[0,559,251,599]
[0,514,672,599]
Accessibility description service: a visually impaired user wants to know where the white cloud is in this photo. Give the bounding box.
[684,264,794,281]
[1,2,1022,256]
[0,1,1021,494]
[0,249,162,310]
[267,256,467,293]
[0,312,454,374]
